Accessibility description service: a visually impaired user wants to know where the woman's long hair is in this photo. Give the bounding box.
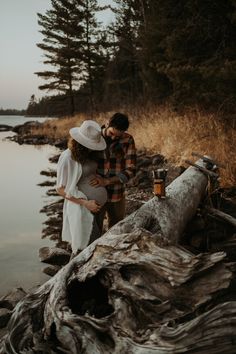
[68,137,101,164]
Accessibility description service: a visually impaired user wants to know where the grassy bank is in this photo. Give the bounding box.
[33,106,236,186]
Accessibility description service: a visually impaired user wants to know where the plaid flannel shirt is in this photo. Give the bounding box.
[97,131,136,202]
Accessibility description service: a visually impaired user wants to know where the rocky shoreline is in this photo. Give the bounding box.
[1,120,236,342]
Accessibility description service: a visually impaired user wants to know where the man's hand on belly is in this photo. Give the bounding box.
[90,175,109,187]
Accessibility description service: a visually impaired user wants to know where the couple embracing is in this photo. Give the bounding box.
[56,113,136,258]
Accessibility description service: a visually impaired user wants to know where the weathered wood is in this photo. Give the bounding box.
[185,160,218,178]
[206,207,236,228]
[1,160,236,353]
[111,160,209,244]
[1,230,235,353]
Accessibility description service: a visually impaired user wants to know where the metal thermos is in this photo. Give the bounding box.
[153,169,168,198]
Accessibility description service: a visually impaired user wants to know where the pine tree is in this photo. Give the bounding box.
[77,0,109,110]
[36,0,106,115]
[26,94,38,116]
[140,0,236,107]
[104,0,143,105]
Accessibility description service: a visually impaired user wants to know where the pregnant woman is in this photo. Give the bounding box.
[56,120,107,257]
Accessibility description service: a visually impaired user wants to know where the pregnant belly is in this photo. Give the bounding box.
[77,179,107,206]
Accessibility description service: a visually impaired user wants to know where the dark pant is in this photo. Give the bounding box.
[89,217,102,245]
[95,196,126,234]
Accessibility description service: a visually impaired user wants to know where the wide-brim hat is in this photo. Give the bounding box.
[69,120,106,151]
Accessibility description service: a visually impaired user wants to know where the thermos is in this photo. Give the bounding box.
[153,169,168,198]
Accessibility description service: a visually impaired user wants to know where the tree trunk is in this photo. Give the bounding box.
[1,160,236,354]
[111,160,209,244]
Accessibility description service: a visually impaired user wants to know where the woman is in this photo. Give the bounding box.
[56,120,107,257]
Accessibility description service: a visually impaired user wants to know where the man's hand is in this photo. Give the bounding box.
[90,175,109,187]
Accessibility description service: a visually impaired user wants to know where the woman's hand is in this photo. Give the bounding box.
[58,188,101,213]
[57,186,66,197]
[83,200,101,213]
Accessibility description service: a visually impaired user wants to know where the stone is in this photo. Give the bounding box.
[0,308,12,328]
[151,154,165,165]
[0,327,8,341]
[0,287,27,310]
[42,265,62,277]
[39,247,70,265]
[0,124,12,132]
[137,157,152,168]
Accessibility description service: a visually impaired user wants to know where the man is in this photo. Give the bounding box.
[90,112,136,232]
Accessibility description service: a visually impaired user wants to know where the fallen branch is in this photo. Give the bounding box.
[206,207,236,228]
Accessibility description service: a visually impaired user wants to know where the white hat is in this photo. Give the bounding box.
[69,120,106,151]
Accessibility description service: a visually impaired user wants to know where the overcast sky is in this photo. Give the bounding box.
[0,0,114,110]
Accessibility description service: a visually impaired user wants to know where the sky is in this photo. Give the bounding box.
[0,0,114,110]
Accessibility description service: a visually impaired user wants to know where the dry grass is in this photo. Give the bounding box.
[32,106,236,186]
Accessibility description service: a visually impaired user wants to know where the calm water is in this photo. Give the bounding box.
[0,116,58,296]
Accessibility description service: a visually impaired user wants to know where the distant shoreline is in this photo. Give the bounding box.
[0,110,26,116]
[0,114,51,118]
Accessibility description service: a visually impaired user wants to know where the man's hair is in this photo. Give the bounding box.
[108,113,129,131]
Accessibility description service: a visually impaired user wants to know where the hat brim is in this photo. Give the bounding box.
[69,127,106,151]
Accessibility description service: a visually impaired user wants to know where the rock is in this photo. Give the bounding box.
[150,154,165,165]
[40,169,57,178]
[42,265,62,277]
[16,134,50,145]
[138,181,152,190]
[0,309,12,328]
[0,327,8,341]
[46,189,58,196]
[49,154,60,163]
[40,199,63,215]
[39,247,70,265]
[137,148,147,155]
[37,180,56,187]
[12,121,41,134]
[0,287,27,310]
[137,157,152,168]
[0,124,13,132]
[54,138,67,149]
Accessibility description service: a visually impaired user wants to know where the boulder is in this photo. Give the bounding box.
[38,247,70,265]
[0,287,26,310]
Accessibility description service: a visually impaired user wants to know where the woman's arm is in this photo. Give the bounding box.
[56,186,101,213]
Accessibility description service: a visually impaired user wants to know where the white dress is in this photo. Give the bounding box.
[56,149,96,252]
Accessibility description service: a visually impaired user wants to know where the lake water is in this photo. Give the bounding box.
[0,116,59,296]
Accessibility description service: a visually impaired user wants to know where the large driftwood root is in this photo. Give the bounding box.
[2,229,236,353]
[2,161,236,353]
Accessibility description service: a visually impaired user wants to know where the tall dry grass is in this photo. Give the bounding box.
[32,106,236,186]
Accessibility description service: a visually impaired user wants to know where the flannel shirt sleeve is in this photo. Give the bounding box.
[118,136,136,183]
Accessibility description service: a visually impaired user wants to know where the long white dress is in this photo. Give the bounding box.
[56,149,94,252]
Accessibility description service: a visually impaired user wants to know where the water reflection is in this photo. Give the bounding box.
[0,123,58,296]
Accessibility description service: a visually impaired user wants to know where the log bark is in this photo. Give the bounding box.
[1,160,236,354]
[111,160,209,244]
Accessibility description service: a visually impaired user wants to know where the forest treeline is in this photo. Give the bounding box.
[27,0,236,117]
[0,108,26,116]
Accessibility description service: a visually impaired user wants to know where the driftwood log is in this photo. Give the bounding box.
[1,161,236,353]
[206,207,236,228]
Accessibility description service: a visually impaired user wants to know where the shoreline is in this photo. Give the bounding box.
[1,120,236,347]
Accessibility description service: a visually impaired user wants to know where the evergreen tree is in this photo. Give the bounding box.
[36,0,85,115]
[140,0,236,107]
[36,0,107,115]
[77,0,109,110]
[104,0,143,105]
[26,94,38,116]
